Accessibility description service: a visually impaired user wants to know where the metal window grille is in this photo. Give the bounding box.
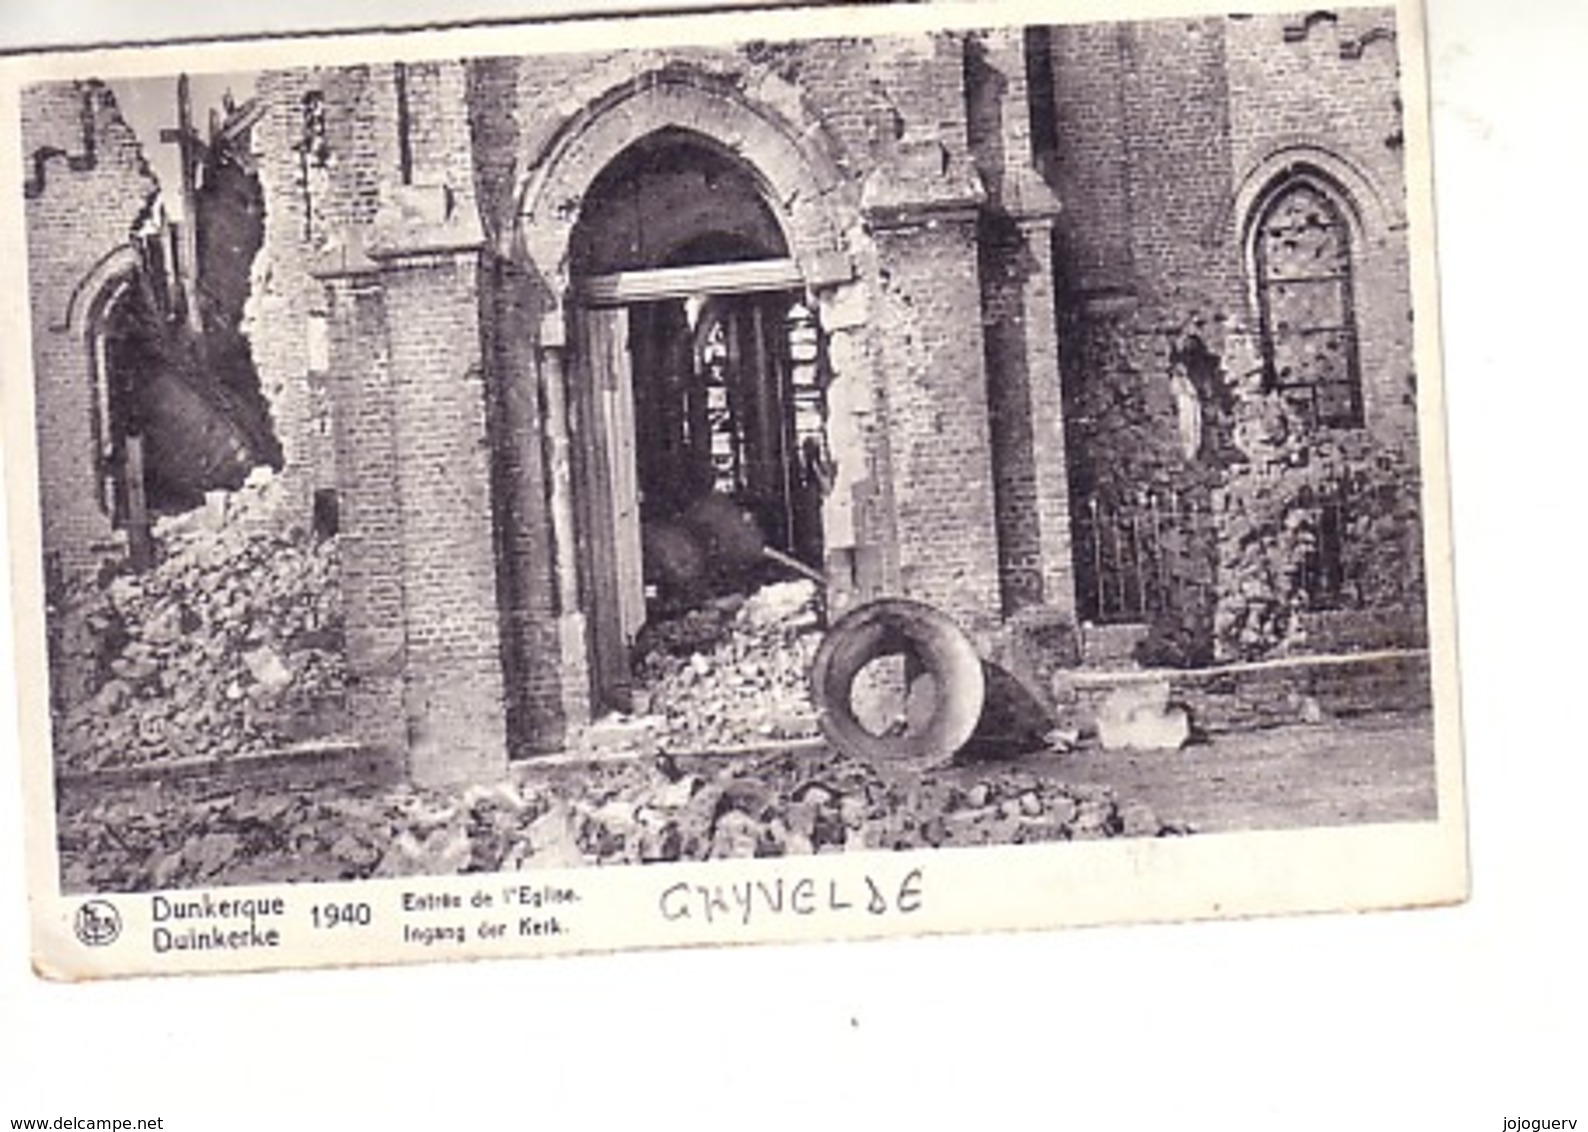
[1075,492,1210,625]
[1075,486,1354,626]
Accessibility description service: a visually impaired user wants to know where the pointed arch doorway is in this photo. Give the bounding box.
[567,129,831,712]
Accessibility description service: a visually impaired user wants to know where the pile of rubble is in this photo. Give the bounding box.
[48,478,345,775]
[56,744,1187,893]
[633,580,823,751]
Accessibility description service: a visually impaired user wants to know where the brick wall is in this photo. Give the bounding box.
[869,217,1002,628]
[22,81,158,583]
[249,68,333,522]
[1224,9,1413,445]
[484,261,572,756]
[252,59,524,776]
[465,58,521,252]
[1044,11,1422,657]
[1046,20,1239,617]
[1119,18,1242,315]
[324,273,407,758]
[1045,23,1133,298]
[967,28,1076,621]
[377,250,510,782]
[1048,11,1413,450]
[980,213,1075,615]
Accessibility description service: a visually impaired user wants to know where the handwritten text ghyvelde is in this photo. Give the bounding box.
[659,868,925,926]
[149,893,285,953]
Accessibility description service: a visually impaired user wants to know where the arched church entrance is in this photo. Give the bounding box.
[566,129,831,712]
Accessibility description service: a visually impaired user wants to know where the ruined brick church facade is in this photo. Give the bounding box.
[22,10,1416,783]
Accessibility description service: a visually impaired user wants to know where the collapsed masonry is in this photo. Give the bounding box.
[24,80,281,575]
[58,742,1183,893]
[50,473,344,776]
[22,80,336,770]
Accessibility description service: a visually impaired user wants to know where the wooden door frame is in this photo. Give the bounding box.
[575,258,804,307]
[571,305,640,712]
[569,257,810,714]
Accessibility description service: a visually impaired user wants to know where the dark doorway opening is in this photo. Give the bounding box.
[567,129,834,711]
[628,290,827,582]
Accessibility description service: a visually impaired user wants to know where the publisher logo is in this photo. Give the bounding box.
[74,900,122,947]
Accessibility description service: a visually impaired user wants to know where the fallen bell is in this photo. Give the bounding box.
[809,598,985,766]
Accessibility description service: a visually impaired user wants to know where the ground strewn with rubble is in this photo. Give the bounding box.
[53,711,1434,895]
[53,745,1176,893]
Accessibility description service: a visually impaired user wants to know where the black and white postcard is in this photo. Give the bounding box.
[0,0,1466,979]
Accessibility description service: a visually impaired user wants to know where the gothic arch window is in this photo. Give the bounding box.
[1252,173,1363,428]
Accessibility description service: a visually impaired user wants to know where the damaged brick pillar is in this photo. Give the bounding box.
[1000,211,1076,623]
[812,285,875,616]
[319,263,408,762]
[370,240,510,783]
[488,267,579,755]
[850,32,1004,628]
[863,185,1003,630]
[536,313,593,737]
[980,210,1077,622]
[968,26,1079,624]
